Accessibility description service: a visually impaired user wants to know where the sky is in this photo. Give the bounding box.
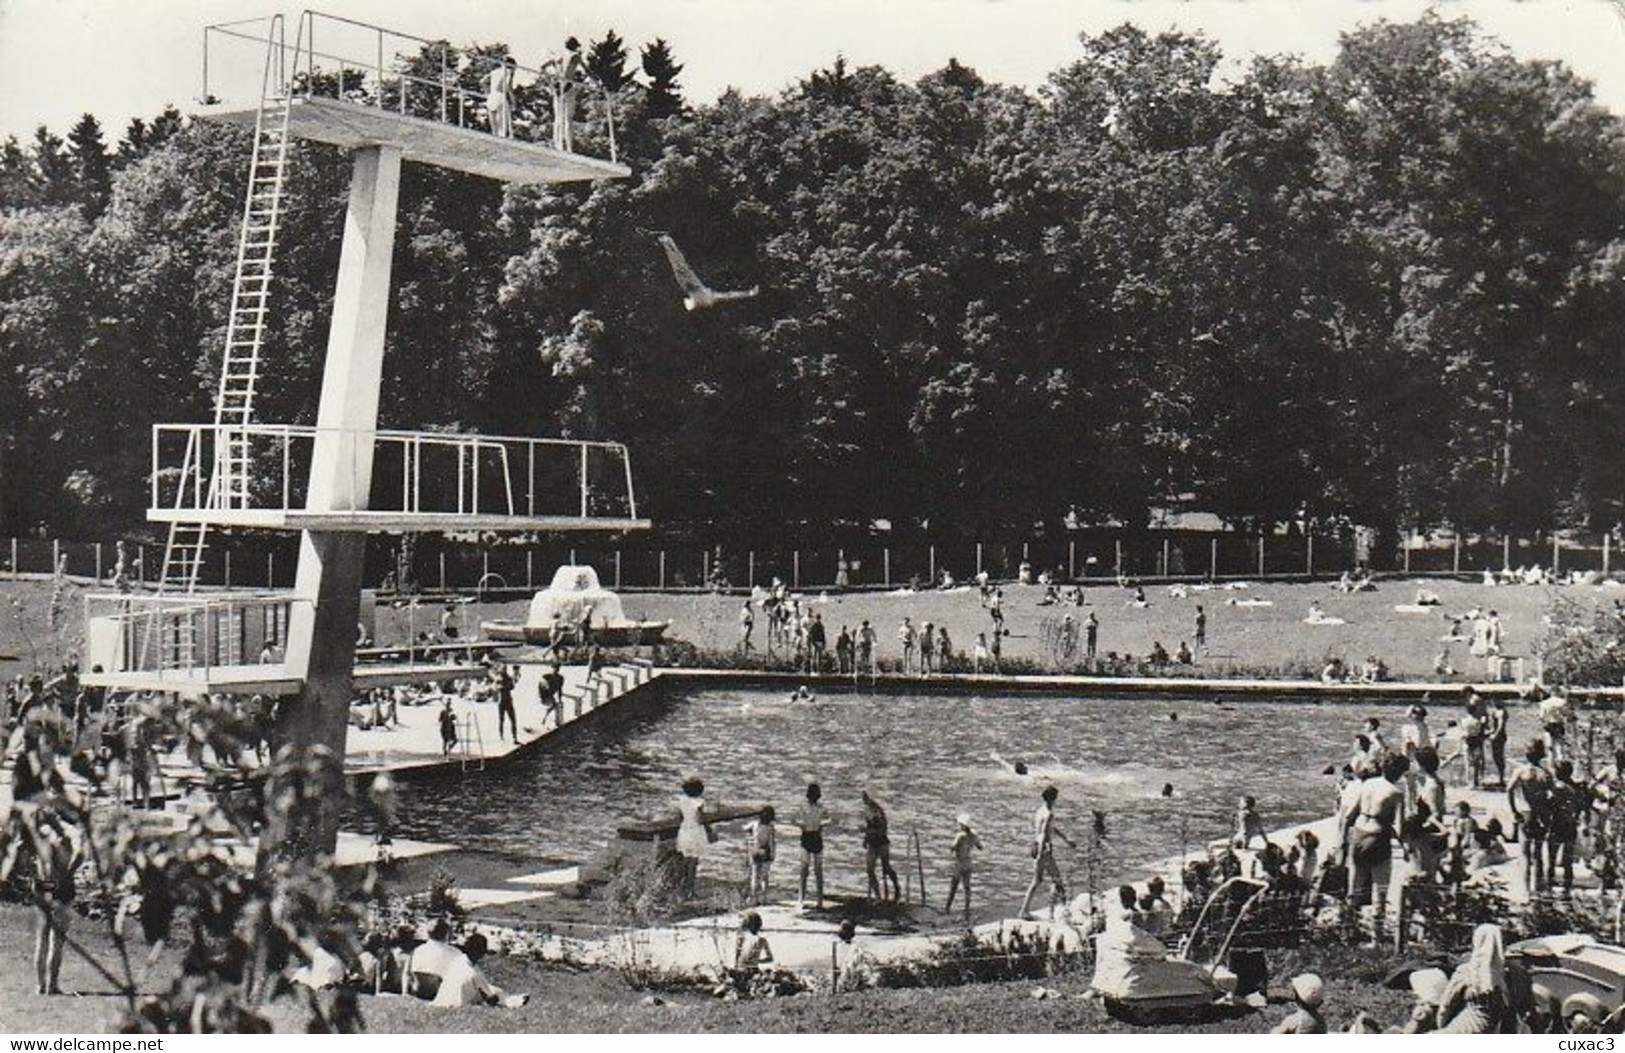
[2,0,1625,141]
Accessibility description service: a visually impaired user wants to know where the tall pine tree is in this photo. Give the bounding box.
[66,113,112,217]
[586,30,633,94]
[640,38,685,118]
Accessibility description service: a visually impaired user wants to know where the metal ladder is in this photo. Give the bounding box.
[459,713,487,772]
[156,17,292,597]
[144,18,291,671]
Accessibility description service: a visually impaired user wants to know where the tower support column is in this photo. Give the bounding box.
[272,145,402,857]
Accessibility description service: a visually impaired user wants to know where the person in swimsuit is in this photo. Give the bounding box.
[795,783,832,910]
[1019,785,1074,919]
[745,806,776,904]
[944,812,982,920]
[1548,759,1586,893]
[1342,752,1407,918]
[485,56,516,138]
[1486,695,1509,788]
[1539,692,1571,767]
[860,791,901,902]
[494,665,517,744]
[1,805,85,994]
[1459,690,1485,790]
[1508,739,1554,894]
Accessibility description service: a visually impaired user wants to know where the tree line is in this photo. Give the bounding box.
[2,15,1624,548]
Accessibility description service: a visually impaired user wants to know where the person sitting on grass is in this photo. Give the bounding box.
[1175,641,1194,665]
[1272,973,1327,1033]
[1147,640,1170,667]
[833,918,876,992]
[406,920,525,1007]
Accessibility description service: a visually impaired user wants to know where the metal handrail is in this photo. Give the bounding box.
[202,10,621,162]
[150,422,641,520]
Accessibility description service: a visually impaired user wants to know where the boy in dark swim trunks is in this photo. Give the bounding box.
[795,783,832,911]
[1508,739,1554,894]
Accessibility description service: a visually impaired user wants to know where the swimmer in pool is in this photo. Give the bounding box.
[991,752,1031,777]
[790,685,816,703]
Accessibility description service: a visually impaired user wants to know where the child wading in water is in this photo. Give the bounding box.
[746,806,776,903]
[944,812,983,921]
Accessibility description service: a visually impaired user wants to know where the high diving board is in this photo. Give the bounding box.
[81,660,486,698]
[199,96,629,184]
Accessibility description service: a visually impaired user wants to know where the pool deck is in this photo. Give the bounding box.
[343,658,663,780]
[659,666,1623,702]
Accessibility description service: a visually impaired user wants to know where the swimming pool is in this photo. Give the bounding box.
[386,686,1541,909]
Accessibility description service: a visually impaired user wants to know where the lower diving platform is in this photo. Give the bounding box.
[150,423,649,533]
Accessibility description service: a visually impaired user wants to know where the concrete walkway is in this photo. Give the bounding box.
[345,659,661,777]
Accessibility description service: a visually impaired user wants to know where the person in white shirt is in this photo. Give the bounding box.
[406,923,524,1007]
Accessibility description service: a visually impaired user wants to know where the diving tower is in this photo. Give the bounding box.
[83,12,639,852]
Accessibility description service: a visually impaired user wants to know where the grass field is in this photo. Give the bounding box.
[385,576,1598,684]
[0,575,1604,687]
[0,904,1414,1034]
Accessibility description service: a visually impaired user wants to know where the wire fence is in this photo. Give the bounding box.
[3,529,1621,595]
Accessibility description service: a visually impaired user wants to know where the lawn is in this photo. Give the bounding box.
[0,904,1415,1034]
[384,576,1595,684]
[0,575,1600,687]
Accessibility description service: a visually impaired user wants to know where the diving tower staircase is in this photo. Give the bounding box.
[84,11,638,699]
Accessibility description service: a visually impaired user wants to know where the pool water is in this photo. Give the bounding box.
[388,688,1540,910]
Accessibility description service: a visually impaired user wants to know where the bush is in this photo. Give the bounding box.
[1539,595,1625,687]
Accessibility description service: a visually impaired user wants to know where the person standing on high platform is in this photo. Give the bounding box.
[485,56,516,138]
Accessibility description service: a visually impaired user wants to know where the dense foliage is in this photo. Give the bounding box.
[3,16,1624,544]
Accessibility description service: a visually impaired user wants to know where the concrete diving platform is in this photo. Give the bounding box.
[148,508,651,534]
[81,660,484,697]
[199,96,629,184]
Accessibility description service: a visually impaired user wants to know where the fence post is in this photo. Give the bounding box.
[793,550,800,589]
[1503,535,1511,571]
[1306,533,1314,578]
[883,547,891,587]
[928,544,935,585]
[1552,534,1561,574]
[1606,533,1613,577]
[702,549,710,585]
[94,542,103,582]
[1161,538,1170,578]
[527,550,534,589]
[1115,539,1123,578]
[268,551,275,588]
[138,543,146,582]
[1022,542,1030,563]
[52,538,60,574]
[482,550,490,585]
[748,551,755,588]
[439,552,447,592]
[1068,540,1076,580]
[1404,530,1412,573]
[975,542,983,577]
[1210,538,1217,579]
[1452,534,1461,575]
[614,550,621,589]
[224,549,232,589]
[658,550,666,589]
[1257,536,1265,576]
